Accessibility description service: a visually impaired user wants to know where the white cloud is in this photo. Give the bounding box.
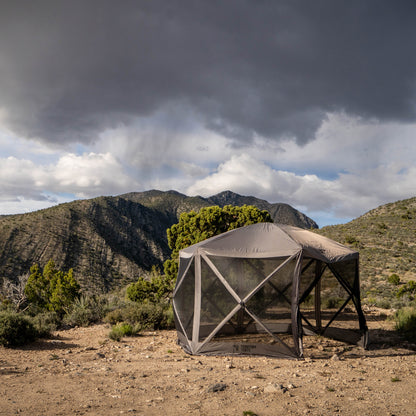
[0,152,138,214]
[94,109,234,173]
[0,157,46,198]
[50,153,137,197]
[265,113,416,175]
[187,149,416,225]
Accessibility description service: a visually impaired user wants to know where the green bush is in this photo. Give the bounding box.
[323,296,344,309]
[31,311,60,338]
[104,302,174,330]
[394,307,416,341]
[375,298,391,310]
[0,311,37,347]
[126,267,175,304]
[109,322,135,341]
[396,280,416,299]
[126,277,153,303]
[0,300,16,313]
[388,274,401,285]
[345,235,359,246]
[25,260,80,317]
[63,295,108,327]
[104,307,125,325]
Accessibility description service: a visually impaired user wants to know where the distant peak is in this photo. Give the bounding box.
[211,190,242,198]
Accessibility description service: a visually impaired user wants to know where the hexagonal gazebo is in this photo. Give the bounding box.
[172,223,368,359]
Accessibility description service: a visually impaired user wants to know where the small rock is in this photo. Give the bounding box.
[264,383,286,393]
[207,383,227,393]
[331,354,340,361]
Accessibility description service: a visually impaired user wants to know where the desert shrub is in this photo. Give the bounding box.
[126,267,175,304]
[0,311,37,347]
[104,308,125,325]
[0,300,16,313]
[388,274,401,285]
[104,301,174,330]
[108,322,135,341]
[396,280,416,300]
[31,311,60,338]
[375,298,391,310]
[301,294,314,307]
[323,296,344,309]
[63,295,108,327]
[103,289,130,313]
[345,235,359,245]
[163,304,174,329]
[394,307,416,341]
[126,277,153,303]
[25,260,80,317]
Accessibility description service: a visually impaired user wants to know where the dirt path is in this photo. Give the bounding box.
[1,315,416,416]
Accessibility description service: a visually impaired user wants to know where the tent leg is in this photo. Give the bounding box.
[236,308,245,333]
[315,262,322,333]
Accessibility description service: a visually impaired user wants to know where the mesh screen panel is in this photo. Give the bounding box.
[174,258,195,340]
[298,258,317,301]
[246,258,294,320]
[206,257,297,352]
[330,259,357,291]
[209,256,288,299]
[300,262,361,339]
[211,307,296,354]
[199,257,239,342]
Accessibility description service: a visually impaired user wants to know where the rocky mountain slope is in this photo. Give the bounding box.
[0,190,317,293]
[317,196,416,307]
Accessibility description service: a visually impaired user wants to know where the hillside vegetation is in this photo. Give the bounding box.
[0,190,316,293]
[317,197,416,309]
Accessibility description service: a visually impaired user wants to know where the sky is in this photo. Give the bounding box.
[1,1,416,227]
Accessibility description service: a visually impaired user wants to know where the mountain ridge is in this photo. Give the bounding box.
[0,190,317,293]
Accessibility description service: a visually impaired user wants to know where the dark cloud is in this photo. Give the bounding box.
[0,0,415,145]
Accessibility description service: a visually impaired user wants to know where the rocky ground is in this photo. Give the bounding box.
[1,310,415,416]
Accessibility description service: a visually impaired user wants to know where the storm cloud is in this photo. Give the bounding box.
[1,0,415,145]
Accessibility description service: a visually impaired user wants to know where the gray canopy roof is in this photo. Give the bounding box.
[180,222,357,263]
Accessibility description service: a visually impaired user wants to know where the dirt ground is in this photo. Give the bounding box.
[1,310,416,416]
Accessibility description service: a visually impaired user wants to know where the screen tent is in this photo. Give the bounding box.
[172,223,368,359]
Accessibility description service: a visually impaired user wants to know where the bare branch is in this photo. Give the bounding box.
[1,273,29,311]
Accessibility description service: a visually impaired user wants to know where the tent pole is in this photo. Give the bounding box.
[315,261,322,333]
[191,253,201,350]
